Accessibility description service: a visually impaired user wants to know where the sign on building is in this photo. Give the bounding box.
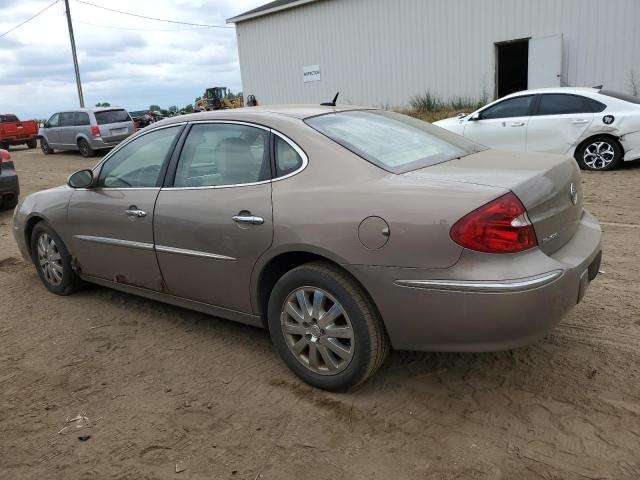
[303,65,321,83]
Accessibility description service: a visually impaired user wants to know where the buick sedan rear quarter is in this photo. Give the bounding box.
[13,106,602,390]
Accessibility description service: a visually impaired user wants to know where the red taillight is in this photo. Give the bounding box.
[91,126,101,138]
[450,192,537,253]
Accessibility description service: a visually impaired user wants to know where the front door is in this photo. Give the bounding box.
[67,125,183,290]
[44,113,61,147]
[463,94,536,152]
[153,122,274,313]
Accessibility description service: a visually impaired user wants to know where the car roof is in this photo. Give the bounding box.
[504,87,599,98]
[152,105,374,126]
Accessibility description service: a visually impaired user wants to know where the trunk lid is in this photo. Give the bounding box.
[404,149,583,255]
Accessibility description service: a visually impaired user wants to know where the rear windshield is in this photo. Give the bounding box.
[0,115,19,123]
[94,109,131,125]
[598,89,640,105]
[305,110,485,173]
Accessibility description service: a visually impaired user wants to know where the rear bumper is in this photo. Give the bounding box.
[1,135,37,145]
[349,210,602,352]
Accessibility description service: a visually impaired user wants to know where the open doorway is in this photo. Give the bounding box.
[496,39,529,98]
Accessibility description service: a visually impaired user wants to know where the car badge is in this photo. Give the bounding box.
[569,182,578,205]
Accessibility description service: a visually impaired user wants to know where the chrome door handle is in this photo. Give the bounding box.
[125,208,147,218]
[510,122,526,127]
[232,215,264,225]
[572,119,589,124]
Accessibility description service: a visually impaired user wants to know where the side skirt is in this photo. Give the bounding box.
[81,274,263,328]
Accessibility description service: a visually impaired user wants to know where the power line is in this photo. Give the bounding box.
[74,0,234,29]
[0,0,60,39]
[73,19,213,32]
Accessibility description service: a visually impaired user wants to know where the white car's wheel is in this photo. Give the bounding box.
[576,136,623,171]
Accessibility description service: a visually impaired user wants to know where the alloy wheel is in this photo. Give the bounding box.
[78,140,89,156]
[37,233,63,286]
[280,286,355,375]
[583,141,615,170]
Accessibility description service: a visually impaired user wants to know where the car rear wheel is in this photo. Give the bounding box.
[77,138,94,157]
[575,136,623,171]
[268,261,389,391]
[30,222,83,295]
[40,139,54,155]
[27,139,37,149]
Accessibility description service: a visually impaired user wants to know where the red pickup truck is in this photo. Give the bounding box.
[0,114,39,150]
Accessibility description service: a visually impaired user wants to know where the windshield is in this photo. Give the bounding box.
[95,109,131,125]
[305,110,485,173]
[598,89,640,105]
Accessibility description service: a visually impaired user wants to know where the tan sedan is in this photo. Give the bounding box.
[12,106,602,390]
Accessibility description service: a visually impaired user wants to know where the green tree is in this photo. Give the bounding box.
[168,105,178,113]
[95,102,111,107]
[183,104,194,113]
[160,109,169,116]
[149,104,161,112]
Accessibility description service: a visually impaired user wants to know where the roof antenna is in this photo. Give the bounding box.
[321,92,339,106]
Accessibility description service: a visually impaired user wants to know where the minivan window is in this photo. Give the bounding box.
[95,109,131,125]
[305,110,485,173]
[537,94,591,115]
[47,113,60,128]
[598,89,640,105]
[60,112,75,127]
[75,112,90,126]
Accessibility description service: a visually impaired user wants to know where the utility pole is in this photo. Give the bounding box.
[64,0,85,107]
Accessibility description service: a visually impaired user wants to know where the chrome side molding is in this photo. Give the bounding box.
[73,235,154,251]
[394,270,563,293]
[155,245,236,261]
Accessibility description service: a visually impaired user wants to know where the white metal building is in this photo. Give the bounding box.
[228,0,640,107]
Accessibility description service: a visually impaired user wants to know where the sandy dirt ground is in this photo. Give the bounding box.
[1,146,639,480]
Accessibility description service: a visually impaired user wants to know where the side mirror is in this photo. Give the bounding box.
[39,122,45,128]
[68,169,94,189]
[469,112,481,121]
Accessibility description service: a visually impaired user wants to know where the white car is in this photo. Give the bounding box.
[434,87,640,171]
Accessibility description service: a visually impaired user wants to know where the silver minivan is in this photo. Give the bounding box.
[39,108,135,157]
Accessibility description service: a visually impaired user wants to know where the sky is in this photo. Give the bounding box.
[0,0,266,119]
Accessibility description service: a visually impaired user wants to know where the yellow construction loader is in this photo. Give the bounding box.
[195,87,243,111]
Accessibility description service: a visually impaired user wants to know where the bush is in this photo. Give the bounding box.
[404,91,490,122]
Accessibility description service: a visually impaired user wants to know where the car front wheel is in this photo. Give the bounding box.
[31,222,83,295]
[576,136,623,171]
[40,139,54,155]
[268,262,389,391]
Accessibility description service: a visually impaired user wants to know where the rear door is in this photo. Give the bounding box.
[463,95,535,151]
[153,121,274,313]
[58,112,77,148]
[94,109,134,143]
[67,124,183,290]
[526,94,595,154]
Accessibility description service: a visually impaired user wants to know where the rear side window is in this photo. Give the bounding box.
[306,110,484,173]
[599,89,640,105]
[95,109,131,125]
[275,136,303,176]
[75,112,90,126]
[174,123,270,187]
[0,115,19,123]
[537,94,592,115]
[480,96,535,119]
[60,112,75,127]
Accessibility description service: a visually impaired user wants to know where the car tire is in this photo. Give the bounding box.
[30,222,84,296]
[40,138,54,155]
[1,196,18,211]
[77,138,94,158]
[27,139,37,149]
[0,143,9,151]
[575,136,623,171]
[268,261,389,391]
